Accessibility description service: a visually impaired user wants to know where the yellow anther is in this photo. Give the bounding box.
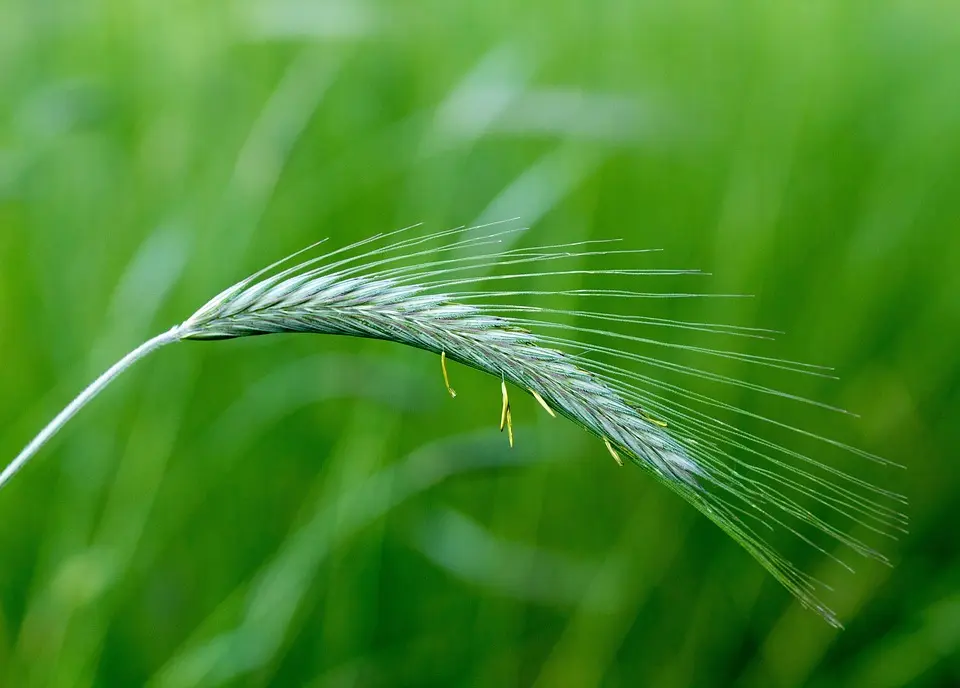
[500,379,510,432]
[530,389,556,418]
[441,351,457,398]
[604,438,623,466]
[500,379,515,447]
[634,404,667,428]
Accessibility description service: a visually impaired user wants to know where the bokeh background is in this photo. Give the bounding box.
[1,1,958,686]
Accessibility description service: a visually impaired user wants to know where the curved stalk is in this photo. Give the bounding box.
[0,327,182,491]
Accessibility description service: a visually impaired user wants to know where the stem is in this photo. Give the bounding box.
[0,327,182,491]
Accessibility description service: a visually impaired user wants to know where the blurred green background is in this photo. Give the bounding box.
[1,1,958,686]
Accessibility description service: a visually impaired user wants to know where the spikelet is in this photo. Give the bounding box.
[2,221,906,627]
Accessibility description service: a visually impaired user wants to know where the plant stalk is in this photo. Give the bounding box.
[0,327,182,491]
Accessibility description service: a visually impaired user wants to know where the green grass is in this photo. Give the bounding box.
[1,1,959,686]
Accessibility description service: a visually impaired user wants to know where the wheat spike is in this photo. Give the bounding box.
[2,221,906,628]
